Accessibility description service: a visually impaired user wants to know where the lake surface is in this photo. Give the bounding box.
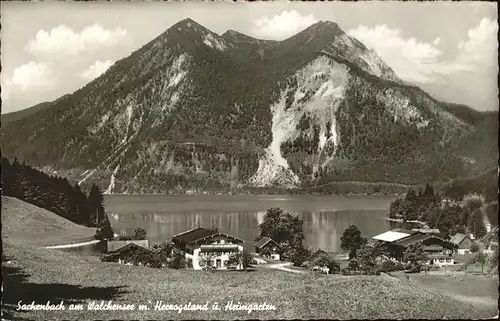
[105,195,397,252]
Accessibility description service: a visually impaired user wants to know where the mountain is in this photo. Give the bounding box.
[1,18,497,194]
[1,102,52,125]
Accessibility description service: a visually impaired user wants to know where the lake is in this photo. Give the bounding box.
[105,194,398,252]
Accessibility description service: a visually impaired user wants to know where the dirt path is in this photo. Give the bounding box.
[45,240,101,249]
[265,262,308,274]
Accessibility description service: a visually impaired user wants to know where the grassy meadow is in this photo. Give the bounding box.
[2,196,498,320]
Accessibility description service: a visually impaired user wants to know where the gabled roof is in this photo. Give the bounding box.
[450,233,469,245]
[308,249,329,261]
[254,236,278,249]
[372,228,418,243]
[172,227,244,244]
[106,242,149,254]
[392,234,457,248]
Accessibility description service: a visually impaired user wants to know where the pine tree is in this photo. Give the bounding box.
[73,183,90,226]
[88,184,105,227]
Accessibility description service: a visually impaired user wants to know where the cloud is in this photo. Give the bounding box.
[10,61,55,91]
[26,24,127,57]
[347,25,446,83]
[80,60,114,81]
[2,62,55,107]
[347,18,498,84]
[456,18,498,73]
[251,10,318,40]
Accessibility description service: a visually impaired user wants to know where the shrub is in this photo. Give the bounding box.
[312,255,341,274]
[94,215,114,240]
[470,243,480,253]
[376,260,402,273]
[132,227,148,240]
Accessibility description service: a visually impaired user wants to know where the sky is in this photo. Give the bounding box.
[1,1,498,114]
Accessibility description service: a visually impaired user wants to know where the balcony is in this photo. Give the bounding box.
[200,244,240,253]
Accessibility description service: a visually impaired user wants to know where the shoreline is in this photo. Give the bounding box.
[104,192,407,197]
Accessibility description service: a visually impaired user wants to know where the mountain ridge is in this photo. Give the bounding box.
[2,18,497,194]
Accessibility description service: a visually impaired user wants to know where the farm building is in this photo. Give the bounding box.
[254,236,280,260]
[172,227,244,270]
[107,240,149,252]
[372,228,457,266]
[100,242,150,264]
[450,233,474,255]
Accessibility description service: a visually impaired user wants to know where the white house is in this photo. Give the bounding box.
[427,253,455,266]
[172,227,244,270]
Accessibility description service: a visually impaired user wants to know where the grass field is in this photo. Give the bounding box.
[2,196,95,246]
[407,274,499,310]
[2,196,498,320]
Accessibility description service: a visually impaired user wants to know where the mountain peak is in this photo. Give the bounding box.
[304,20,343,35]
[170,18,211,34]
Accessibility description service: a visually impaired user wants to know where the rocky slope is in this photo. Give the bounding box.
[1,19,497,193]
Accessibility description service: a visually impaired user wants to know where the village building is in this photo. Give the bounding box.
[372,228,457,266]
[107,240,149,252]
[254,236,280,261]
[100,242,150,264]
[450,233,474,255]
[171,227,244,270]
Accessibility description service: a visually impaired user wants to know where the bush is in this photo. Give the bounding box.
[470,243,480,253]
[312,255,341,274]
[94,215,114,240]
[376,260,405,273]
[132,228,147,240]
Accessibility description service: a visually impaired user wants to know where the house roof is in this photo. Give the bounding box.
[172,227,244,244]
[372,228,418,242]
[412,228,441,234]
[308,249,329,261]
[450,233,469,245]
[392,234,457,248]
[254,236,278,249]
[106,243,149,255]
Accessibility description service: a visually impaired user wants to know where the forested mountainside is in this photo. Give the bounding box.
[2,18,497,194]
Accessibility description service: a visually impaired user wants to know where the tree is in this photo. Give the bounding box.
[489,248,498,271]
[94,215,114,240]
[470,210,487,239]
[357,245,378,274]
[149,242,173,267]
[473,251,488,274]
[225,253,242,269]
[132,228,148,240]
[469,243,480,253]
[88,184,105,227]
[402,243,428,272]
[73,183,90,226]
[168,251,186,269]
[257,207,305,257]
[340,225,367,259]
[289,246,311,267]
[485,202,499,227]
[241,250,253,269]
[313,254,340,274]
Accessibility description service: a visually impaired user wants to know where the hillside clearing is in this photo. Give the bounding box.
[2,196,95,246]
